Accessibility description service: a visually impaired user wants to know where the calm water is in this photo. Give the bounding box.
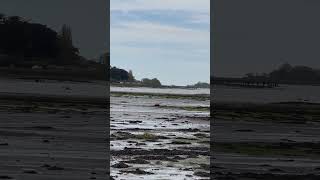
[111,85,320,104]
[111,86,210,95]
[2,78,317,104]
[213,84,320,103]
[0,78,107,97]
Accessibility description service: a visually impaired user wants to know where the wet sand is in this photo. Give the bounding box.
[0,79,109,180]
[110,90,210,179]
[212,102,320,179]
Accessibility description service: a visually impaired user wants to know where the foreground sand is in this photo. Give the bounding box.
[110,90,210,179]
[212,102,320,179]
[0,79,109,180]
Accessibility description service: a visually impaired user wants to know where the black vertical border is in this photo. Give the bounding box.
[210,0,214,178]
[106,0,111,178]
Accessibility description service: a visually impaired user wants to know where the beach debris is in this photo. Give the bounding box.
[0,175,13,179]
[135,142,146,146]
[32,65,43,69]
[31,126,55,130]
[122,168,154,175]
[269,168,284,172]
[193,133,208,138]
[46,165,65,170]
[170,141,191,145]
[111,162,130,168]
[155,117,170,120]
[124,159,149,164]
[128,120,142,124]
[194,171,210,177]
[235,129,254,132]
[42,139,50,143]
[23,169,38,174]
[41,164,51,168]
[63,86,72,90]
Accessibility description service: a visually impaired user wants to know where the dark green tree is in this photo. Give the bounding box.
[57,24,79,64]
[141,78,162,87]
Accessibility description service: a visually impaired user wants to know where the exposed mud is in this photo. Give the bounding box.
[212,101,320,179]
[0,79,109,180]
[110,89,210,180]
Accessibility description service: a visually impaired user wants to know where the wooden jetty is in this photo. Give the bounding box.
[212,77,279,88]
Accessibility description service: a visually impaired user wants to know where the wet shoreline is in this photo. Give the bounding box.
[212,100,320,179]
[110,91,210,179]
[0,79,109,180]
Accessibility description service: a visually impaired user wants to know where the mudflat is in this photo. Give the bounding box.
[110,88,210,180]
[212,101,320,179]
[0,78,109,180]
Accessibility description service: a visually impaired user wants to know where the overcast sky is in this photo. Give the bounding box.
[111,0,210,86]
[2,1,319,82]
[214,0,320,77]
[0,0,108,59]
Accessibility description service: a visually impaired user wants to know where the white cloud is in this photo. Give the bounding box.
[110,0,210,47]
[111,44,209,62]
[190,12,211,24]
[111,0,210,13]
[111,21,209,48]
[110,0,210,85]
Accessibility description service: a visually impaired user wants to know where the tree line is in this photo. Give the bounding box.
[0,13,82,67]
[244,63,320,85]
[110,66,162,87]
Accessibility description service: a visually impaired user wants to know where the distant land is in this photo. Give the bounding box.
[110,66,209,88]
[0,13,108,81]
[212,63,320,86]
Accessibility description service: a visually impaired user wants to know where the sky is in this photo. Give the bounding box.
[111,0,210,86]
[2,1,319,82]
[0,0,108,59]
[213,0,320,77]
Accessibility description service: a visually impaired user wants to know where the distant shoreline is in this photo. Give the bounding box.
[0,66,107,82]
[213,76,320,87]
[110,82,210,90]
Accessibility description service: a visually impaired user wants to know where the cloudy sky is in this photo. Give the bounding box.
[213,0,320,77]
[111,0,210,86]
